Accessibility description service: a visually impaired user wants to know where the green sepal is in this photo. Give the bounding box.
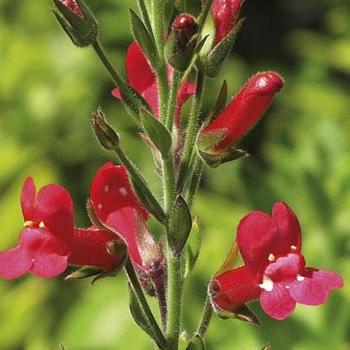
[130,176,167,224]
[52,0,98,47]
[212,80,228,117]
[167,196,192,256]
[214,303,260,326]
[184,218,202,278]
[186,335,207,350]
[140,109,172,159]
[64,266,103,280]
[129,9,158,66]
[261,342,272,350]
[204,19,244,78]
[91,108,120,151]
[128,283,159,341]
[197,129,226,153]
[198,148,249,168]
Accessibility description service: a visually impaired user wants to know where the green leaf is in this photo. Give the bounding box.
[186,335,207,350]
[140,109,172,158]
[184,218,202,277]
[198,148,249,168]
[215,304,260,326]
[129,9,158,66]
[204,19,243,77]
[128,284,156,340]
[168,196,192,255]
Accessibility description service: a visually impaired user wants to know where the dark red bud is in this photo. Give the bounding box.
[61,0,83,17]
[173,13,198,42]
[201,71,284,152]
[211,0,244,45]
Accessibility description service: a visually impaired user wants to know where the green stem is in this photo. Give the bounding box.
[124,259,166,349]
[178,72,206,192]
[92,40,124,88]
[196,296,213,338]
[166,251,183,350]
[162,157,176,215]
[151,0,165,57]
[157,65,169,124]
[185,159,204,208]
[165,70,182,131]
[114,147,166,224]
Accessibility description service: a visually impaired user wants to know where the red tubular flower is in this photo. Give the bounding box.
[211,202,344,320]
[61,0,83,17]
[89,162,163,272]
[200,72,284,153]
[0,178,124,280]
[112,42,196,125]
[211,0,244,46]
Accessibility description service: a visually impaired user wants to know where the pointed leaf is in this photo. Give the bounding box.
[140,110,172,158]
[198,148,249,168]
[204,19,244,77]
[186,335,207,350]
[185,218,202,277]
[168,196,192,255]
[65,265,103,280]
[129,9,158,66]
[215,240,238,277]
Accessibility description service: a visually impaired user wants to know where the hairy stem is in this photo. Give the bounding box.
[196,296,213,338]
[125,259,166,349]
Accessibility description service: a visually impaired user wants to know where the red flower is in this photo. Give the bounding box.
[112,41,196,125]
[89,162,163,272]
[61,0,83,17]
[211,202,343,320]
[200,72,283,153]
[211,0,244,46]
[0,178,124,279]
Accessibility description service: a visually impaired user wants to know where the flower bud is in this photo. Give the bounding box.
[211,0,244,46]
[165,13,198,71]
[91,108,120,151]
[53,0,98,47]
[61,0,83,17]
[198,72,284,154]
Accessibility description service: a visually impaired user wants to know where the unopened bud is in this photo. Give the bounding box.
[61,0,83,17]
[91,108,120,151]
[165,13,198,71]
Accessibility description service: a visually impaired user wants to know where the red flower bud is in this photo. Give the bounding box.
[61,0,83,17]
[173,13,198,43]
[200,71,284,153]
[211,0,244,45]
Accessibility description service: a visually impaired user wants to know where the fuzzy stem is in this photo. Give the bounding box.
[178,72,206,192]
[196,296,213,338]
[151,0,165,58]
[165,70,182,131]
[125,259,166,349]
[166,251,183,350]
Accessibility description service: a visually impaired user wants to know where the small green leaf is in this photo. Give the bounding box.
[128,284,155,339]
[184,218,202,277]
[215,303,261,326]
[204,19,244,77]
[129,9,158,65]
[186,335,207,350]
[198,148,249,168]
[168,196,192,255]
[140,110,172,158]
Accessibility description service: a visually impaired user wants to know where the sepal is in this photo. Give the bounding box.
[198,148,249,168]
[213,302,260,325]
[140,109,172,159]
[52,0,98,47]
[65,265,103,280]
[184,218,202,278]
[203,19,243,77]
[129,9,158,67]
[186,334,207,350]
[167,196,192,256]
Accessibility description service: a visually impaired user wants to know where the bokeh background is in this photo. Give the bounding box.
[0,0,349,349]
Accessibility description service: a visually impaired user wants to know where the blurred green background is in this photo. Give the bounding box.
[0,0,349,349]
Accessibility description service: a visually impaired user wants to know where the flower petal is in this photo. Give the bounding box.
[20,228,70,278]
[69,227,125,268]
[237,211,279,274]
[111,88,122,100]
[0,246,33,280]
[90,162,148,223]
[36,184,74,241]
[142,82,160,116]
[272,202,302,254]
[126,41,156,93]
[305,269,344,291]
[21,177,37,221]
[212,265,260,312]
[289,277,328,306]
[260,283,296,320]
[264,253,304,282]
